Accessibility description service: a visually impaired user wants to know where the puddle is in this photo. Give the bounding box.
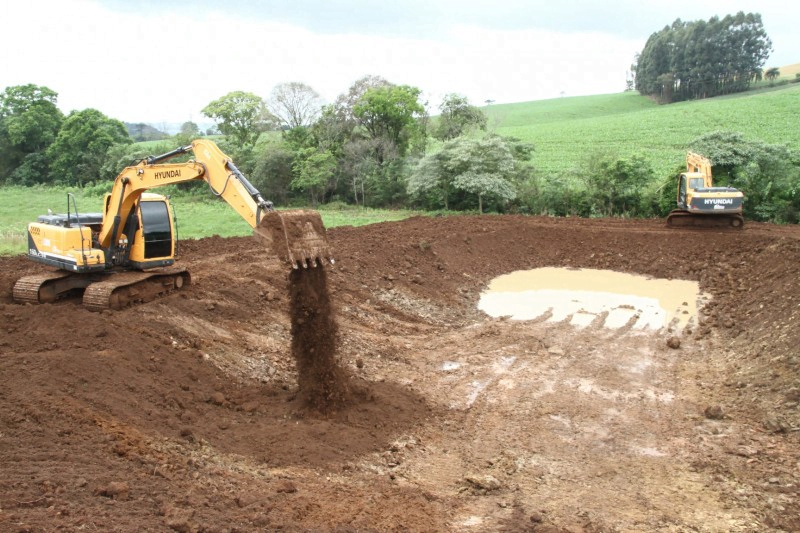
[478,267,706,331]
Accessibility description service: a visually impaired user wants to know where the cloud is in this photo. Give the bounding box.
[1,0,795,125]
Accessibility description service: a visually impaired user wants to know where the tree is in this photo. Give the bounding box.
[291,149,336,205]
[251,140,295,205]
[334,75,392,124]
[409,135,526,212]
[180,121,200,137]
[46,109,131,187]
[172,121,201,146]
[0,84,64,183]
[579,153,654,217]
[201,91,275,147]
[341,138,384,206]
[635,12,772,101]
[353,84,426,159]
[343,84,427,206]
[433,93,487,141]
[765,67,781,82]
[689,130,800,222]
[449,136,518,213]
[268,82,324,129]
[314,76,394,205]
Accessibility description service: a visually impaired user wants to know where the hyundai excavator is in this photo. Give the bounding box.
[13,139,333,311]
[666,152,744,228]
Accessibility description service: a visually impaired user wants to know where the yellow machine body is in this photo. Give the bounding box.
[667,152,745,228]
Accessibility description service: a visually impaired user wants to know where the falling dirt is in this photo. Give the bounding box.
[289,266,352,413]
[1,215,800,532]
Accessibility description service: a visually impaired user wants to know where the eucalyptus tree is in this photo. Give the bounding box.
[635,12,772,101]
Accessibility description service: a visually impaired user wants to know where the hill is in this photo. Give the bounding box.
[124,122,170,142]
[485,83,800,178]
[770,62,800,79]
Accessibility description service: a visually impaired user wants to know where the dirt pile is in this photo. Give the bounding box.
[1,215,799,532]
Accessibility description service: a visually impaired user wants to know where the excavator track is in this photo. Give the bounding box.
[13,271,99,305]
[666,209,744,229]
[83,267,191,311]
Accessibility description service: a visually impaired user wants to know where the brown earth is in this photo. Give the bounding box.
[1,215,799,532]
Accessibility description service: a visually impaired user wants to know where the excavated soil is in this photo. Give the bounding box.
[1,215,799,532]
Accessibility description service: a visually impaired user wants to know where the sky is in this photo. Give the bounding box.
[1,0,797,127]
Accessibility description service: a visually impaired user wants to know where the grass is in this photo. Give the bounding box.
[0,186,92,255]
[172,200,422,240]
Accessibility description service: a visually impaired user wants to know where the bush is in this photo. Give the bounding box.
[82,181,113,198]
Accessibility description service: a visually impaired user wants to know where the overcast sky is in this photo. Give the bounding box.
[1,0,797,125]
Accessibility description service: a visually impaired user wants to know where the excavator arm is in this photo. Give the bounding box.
[99,139,271,248]
[685,152,714,188]
[99,139,332,268]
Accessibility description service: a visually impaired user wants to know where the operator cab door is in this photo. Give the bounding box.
[129,199,175,268]
[678,174,688,209]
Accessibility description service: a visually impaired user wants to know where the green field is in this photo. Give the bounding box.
[485,83,800,177]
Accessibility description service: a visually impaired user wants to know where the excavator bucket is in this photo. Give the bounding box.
[254,210,334,268]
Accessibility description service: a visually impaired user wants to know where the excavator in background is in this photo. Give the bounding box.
[666,152,745,228]
[13,139,333,311]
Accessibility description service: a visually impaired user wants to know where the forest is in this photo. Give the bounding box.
[634,12,774,102]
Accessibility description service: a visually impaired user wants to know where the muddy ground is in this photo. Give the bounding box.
[1,215,799,532]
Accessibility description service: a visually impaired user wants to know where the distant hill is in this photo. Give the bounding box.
[773,62,800,80]
[125,122,170,142]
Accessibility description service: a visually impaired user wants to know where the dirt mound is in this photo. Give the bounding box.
[1,215,799,532]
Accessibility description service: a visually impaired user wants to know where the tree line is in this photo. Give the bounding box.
[1,39,799,224]
[634,12,773,102]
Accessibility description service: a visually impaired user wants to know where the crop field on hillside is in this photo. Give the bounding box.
[488,84,800,178]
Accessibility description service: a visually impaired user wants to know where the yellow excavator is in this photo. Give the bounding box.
[666,152,744,228]
[13,139,333,311]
